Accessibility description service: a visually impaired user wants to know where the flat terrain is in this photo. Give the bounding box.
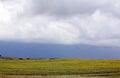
[1,75,120,78]
[0,59,120,77]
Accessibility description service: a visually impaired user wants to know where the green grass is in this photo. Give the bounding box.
[0,58,120,76]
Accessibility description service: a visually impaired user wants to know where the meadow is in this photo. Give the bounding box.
[0,59,120,77]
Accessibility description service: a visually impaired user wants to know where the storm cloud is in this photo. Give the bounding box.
[0,0,120,46]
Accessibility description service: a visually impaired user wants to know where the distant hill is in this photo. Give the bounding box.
[0,56,15,60]
[0,55,56,60]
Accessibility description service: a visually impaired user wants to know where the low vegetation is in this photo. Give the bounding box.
[0,58,120,77]
[0,75,116,78]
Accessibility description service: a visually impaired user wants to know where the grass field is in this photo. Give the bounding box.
[1,75,119,78]
[0,58,120,77]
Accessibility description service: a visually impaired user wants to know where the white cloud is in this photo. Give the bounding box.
[0,0,120,46]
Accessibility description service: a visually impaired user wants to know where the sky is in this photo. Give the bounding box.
[0,0,120,59]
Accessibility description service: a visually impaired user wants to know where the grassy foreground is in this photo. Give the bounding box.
[0,59,120,76]
[0,75,117,78]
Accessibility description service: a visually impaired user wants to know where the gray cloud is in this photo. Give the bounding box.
[0,0,120,46]
[32,0,120,17]
[31,0,106,16]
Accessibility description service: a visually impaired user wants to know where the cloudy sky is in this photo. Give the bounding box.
[0,0,120,59]
[0,0,120,46]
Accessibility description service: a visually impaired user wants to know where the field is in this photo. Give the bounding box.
[0,75,118,78]
[0,59,120,78]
